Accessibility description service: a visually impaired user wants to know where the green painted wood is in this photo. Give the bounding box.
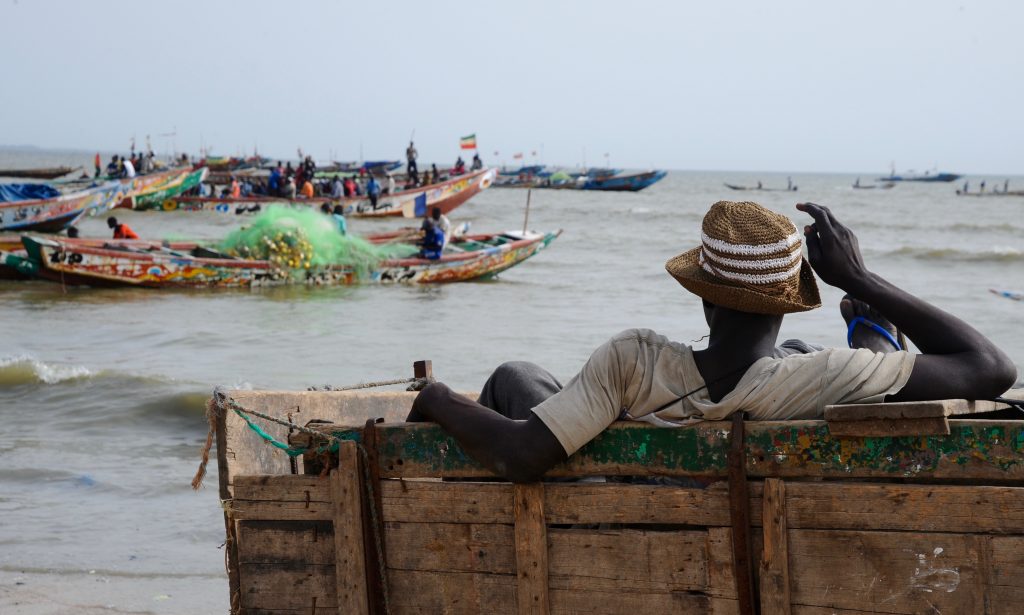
[314,420,1024,480]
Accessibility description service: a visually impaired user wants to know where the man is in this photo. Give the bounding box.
[122,156,136,178]
[269,163,283,195]
[367,175,381,209]
[409,201,1017,483]
[107,217,139,239]
[406,141,418,176]
[386,172,396,195]
[331,176,345,199]
[471,153,483,171]
[418,217,445,260]
[427,206,451,247]
[94,153,101,178]
[299,178,314,198]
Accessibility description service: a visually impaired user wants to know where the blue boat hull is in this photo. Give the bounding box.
[876,173,961,183]
[581,170,667,192]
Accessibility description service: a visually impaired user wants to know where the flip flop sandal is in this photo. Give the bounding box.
[846,315,903,351]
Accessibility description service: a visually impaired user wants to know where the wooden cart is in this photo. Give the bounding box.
[213,385,1024,614]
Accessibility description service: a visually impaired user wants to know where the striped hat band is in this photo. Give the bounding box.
[698,228,803,286]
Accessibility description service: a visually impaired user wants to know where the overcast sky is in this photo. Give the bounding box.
[2,0,1020,173]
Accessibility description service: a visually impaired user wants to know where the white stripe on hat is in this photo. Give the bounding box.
[701,228,800,257]
[699,251,802,285]
[701,247,801,271]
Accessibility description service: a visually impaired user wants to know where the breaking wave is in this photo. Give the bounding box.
[0,355,94,386]
[878,246,1024,263]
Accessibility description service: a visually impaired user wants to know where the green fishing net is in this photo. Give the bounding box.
[219,205,417,279]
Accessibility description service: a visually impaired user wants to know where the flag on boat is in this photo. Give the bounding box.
[513,152,523,160]
[460,134,477,150]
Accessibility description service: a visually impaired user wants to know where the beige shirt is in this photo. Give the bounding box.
[532,328,916,456]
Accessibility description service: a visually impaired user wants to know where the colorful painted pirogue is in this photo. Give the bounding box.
[4,229,560,288]
[0,181,124,232]
[110,166,208,209]
[151,168,496,218]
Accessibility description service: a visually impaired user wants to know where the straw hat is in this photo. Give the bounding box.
[665,201,821,315]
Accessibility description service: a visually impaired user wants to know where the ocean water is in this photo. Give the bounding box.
[1,149,1022,612]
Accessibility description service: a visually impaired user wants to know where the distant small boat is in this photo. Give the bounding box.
[499,165,546,177]
[723,182,798,192]
[876,171,961,183]
[0,166,80,180]
[990,289,1023,302]
[323,160,403,174]
[852,181,895,190]
[956,190,1024,198]
[581,170,666,192]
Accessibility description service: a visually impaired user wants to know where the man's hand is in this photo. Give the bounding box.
[796,202,869,291]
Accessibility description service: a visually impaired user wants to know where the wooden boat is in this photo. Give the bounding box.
[128,167,208,209]
[956,189,1024,197]
[209,384,1024,615]
[0,181,124,233]
[6,228,560,288]
[724,182,799,192]
[580,170,666,192]
[152,167,496,219]
[852,181,895,189]
[877,171,961,183]
[0,166,80,180]
[499,164,546,177]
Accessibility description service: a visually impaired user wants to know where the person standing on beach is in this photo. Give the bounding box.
[94,153,101,178]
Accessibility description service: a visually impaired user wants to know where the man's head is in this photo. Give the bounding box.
[431,207,441,220]
[106,217,118,229]
[665,201,820,315]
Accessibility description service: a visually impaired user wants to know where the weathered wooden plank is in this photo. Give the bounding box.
[548,528,708,592]
[387,569,730,615]
[827,416,950,437]
[545,481,741,526]
[314,420,1024,480]
[238,563,336,610]
[387,569,516,615]
[825,397,1020,421]
[784,482,1024,534]
[230,475,333,520]
[380,479,745,526]
[514,484,550,615]
[331,441,369,615]
[220,390,419,492]
[707,527,764,600]
[759,479,791,615]
[236,520,334,565]
[385,522,515,574]
[230,499,334,522]
[242,605,335,609]
[548,588,716,613]
[381,479,515,523]
[787,529,982,614]
[233,475,332,501]
[988,536,1024,614]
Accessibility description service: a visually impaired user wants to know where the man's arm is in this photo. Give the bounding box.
[797,203,1017,401]
[408,383,567,482]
